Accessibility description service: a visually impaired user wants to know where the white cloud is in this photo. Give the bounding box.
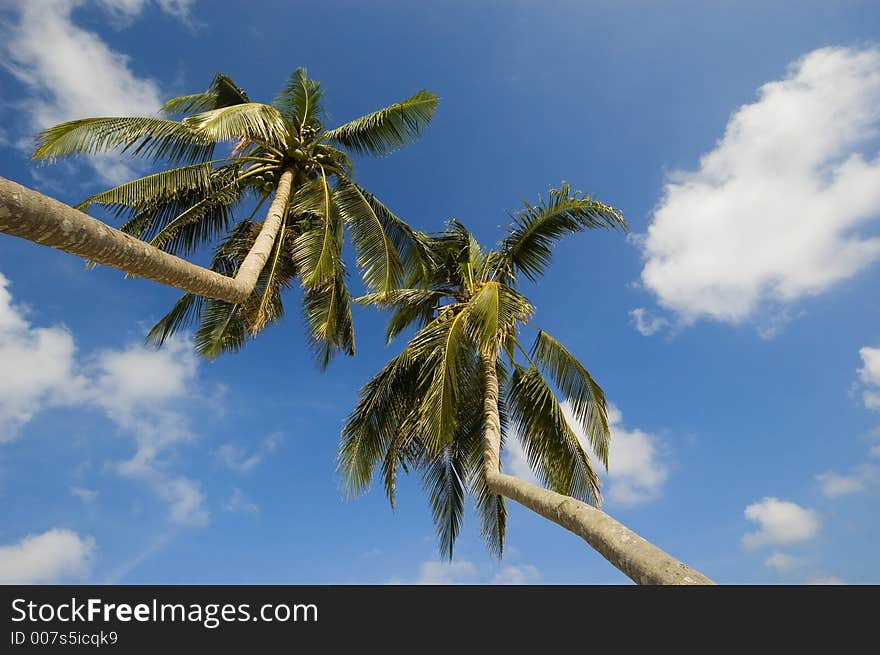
[639,47,880,330]
[816,471,866,498]
[630,308,668,337]
[502,431,539,485]
[816,463,879,499]
[216,433,282,473]
[763,551,804,573]
[224,488,259,515]
[0,0,193,183]
[857,347,880,410]
[505,402,669,507]
[569,403,668,506]
[809,574,846,585]
[858,347,880,386]
[0,271,208,526]
[390,560,479,585]
[0,528,94,583]
[154,476,207,526]
[0,273,86,441]
[491,564,542,585]
[742,497,820,550]
[91,340,208,526]
[391,560,543,585]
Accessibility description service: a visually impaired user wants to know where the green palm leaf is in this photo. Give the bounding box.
[273,68,323,130]
[162,73,250,116]
[302,270,355,369]
[75,162,219,213]
[497,183,626,282]
[340,351,425,497]
[421,442,467,559]
[292,171,343,287]
[184,103,288,149]
[32,116,214,163]
[507,362,601,505]
[531,329,610,467]
[409,308,470,455]
[334,178,405,294]
[323,90,438,156]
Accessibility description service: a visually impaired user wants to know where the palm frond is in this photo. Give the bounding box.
[75,162,218,213]
[32,117,214,163]
[496,183,626,282]
[145,292,204,348]
[292,170,342,288]
[302,270,355,369]
[194,298,247,359]
[421,442,466,559]
[334,178,405,294]
[339,351,425,497]
[356,287,449,343]
[409,308,470,455]
[146,167,246,255]
[184,103,288,149]
[162,73,250,116]
[323,90,438,156]
[273,68,323,130]
[507,363,601,505]
[531,330,610,467]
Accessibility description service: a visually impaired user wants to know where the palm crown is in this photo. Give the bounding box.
[32,70,437,365]
[340,184,626,557]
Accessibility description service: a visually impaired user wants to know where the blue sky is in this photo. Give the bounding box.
[1,0,879,584]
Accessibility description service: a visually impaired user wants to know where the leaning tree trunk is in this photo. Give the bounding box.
[481,351,714,585]
[0,170,295,303]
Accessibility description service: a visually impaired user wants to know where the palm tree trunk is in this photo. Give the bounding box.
[481,350,714,585]
[0,170,295,303]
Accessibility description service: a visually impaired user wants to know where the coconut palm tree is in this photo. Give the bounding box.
[29,70,437,364]
[340,184,713,584]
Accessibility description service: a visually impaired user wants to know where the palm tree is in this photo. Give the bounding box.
[340,184,713,584]
[27,70,437,363]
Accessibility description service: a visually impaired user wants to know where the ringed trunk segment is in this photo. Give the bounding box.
[0,171,295,304]
[480,351,715,586]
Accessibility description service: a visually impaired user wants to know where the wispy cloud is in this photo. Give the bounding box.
[0,271,210,526]
[0,0,195,183]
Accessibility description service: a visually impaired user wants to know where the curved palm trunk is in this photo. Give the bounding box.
[481,351,714,585]
[0,170,295,303]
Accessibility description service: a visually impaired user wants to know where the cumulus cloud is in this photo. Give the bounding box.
[857,347,880,410]
[639,46,880,330]
[0,0,193,183]
[0,271,208,526]
[0,274,86,441]
[504,403,669,507]
[742,497,820,550]
[809,574,846,585]
[0,529,94,583]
